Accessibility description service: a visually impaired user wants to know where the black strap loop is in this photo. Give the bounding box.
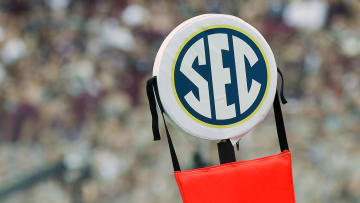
[277,68,287,104]
[146,76,181,171]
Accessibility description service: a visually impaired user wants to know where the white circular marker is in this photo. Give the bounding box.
[153,14,277,140]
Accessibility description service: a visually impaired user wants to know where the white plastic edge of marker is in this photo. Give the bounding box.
[153,14,277,140]
[153,14,211,76]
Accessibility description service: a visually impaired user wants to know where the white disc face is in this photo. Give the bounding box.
[153,14,277,140]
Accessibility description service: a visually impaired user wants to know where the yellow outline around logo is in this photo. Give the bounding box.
[171,25,270,128]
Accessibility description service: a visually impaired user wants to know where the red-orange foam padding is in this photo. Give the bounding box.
[174,150,295,203]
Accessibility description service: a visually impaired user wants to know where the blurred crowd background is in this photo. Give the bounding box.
[0,0,359,202]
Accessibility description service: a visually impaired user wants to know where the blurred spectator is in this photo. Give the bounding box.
[0,0,359,202]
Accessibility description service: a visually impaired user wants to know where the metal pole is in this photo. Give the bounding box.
[217,139,236,164]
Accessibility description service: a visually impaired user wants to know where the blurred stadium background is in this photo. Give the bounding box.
[0,0,359,202]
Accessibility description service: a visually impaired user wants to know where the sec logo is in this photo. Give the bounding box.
[173,26,268,127]
[153,15,277,140]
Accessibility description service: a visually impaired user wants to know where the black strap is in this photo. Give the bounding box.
[274,68,289,151]
[146,77,181,171]
[273,91,289,151]
[277,68,288,104]
[146,78,161,141]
